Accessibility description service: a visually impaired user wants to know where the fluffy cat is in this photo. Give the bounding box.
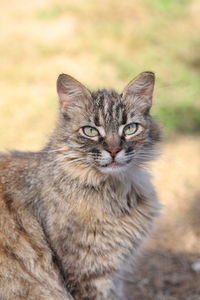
[0,71,161,299]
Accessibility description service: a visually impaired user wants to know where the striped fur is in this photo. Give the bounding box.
[0,72,162,299]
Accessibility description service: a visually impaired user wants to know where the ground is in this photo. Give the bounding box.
[125,249,200,300]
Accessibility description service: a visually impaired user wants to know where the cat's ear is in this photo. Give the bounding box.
[122,72,155,113]
[57,74,92,114]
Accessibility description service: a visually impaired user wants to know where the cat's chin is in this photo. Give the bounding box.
[98,163,131,175]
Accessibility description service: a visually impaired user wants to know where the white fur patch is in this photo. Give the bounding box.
[98,149,133,175]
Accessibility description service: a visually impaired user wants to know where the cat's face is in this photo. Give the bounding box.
[56,73,161,175]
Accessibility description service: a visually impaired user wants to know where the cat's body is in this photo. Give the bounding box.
[0,72,161,299]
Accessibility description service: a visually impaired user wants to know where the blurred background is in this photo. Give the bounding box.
[0,0,200,298]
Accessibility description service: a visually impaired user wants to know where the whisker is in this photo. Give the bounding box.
[54,157,86,166]
[41,148,69,153]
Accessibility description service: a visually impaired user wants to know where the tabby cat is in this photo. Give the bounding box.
[0,71,161,299]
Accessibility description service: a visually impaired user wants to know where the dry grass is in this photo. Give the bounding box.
[1,0,200,150]
[153,136,200,253]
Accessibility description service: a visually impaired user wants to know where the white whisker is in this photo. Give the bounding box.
[53,157,86,166]
[41,148,68,153]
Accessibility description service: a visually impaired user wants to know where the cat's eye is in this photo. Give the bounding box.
[123,123,138,136]
[82,126,100,137]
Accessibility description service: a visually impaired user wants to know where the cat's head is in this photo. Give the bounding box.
[55,72,161,175]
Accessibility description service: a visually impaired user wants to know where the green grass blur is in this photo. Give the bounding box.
[0,0,200,150]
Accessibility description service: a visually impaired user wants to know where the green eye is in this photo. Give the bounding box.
[82,126,99,137]
[123,123,138,136]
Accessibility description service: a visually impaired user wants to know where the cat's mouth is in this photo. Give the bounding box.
[101,159,132,168]
[102,161,121,167]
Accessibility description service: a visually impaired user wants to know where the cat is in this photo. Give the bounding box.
[0,71,162,300]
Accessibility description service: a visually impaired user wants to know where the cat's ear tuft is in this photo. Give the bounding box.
[57,74,92,114]
[122,72,155,112]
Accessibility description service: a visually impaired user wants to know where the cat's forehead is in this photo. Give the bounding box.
[92,89,120,104]
[91,89,127,126]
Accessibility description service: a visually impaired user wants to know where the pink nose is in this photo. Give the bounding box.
[107,148,121,158]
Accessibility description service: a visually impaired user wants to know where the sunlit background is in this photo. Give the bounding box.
[0,0,200,298]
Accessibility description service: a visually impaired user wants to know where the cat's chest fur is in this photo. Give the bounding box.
[43,169,158,281]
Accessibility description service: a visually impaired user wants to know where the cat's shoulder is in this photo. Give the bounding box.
[0,150,42,168]
[0,150,40,192]
[0,151,26,174]
[0,152,12,168]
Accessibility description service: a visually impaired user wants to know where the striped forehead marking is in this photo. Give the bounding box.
[93,90,127,126]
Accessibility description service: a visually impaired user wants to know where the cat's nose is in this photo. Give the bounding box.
[104,134,122,158]
[106,148,121,158]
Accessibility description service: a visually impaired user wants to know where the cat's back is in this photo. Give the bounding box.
[0,151,71,300]
[0,150,45,269]
[0,150,45,253]
[0,192,70,300]
[0,150,43,238]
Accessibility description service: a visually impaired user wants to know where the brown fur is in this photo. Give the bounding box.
[0,72,161,299]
